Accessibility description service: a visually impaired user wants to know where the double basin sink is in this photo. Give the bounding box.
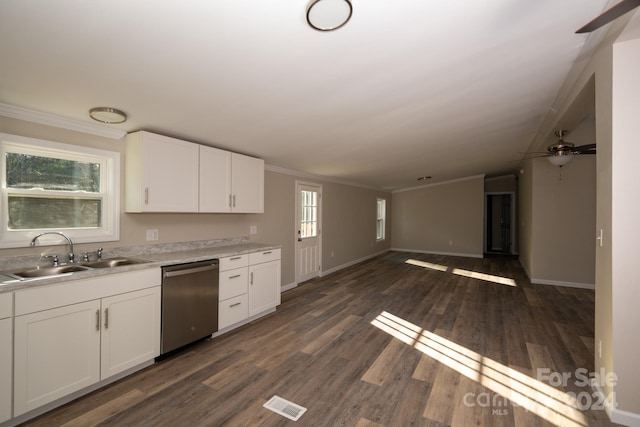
[3,257,150,281]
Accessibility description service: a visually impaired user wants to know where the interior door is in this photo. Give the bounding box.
[486,194,513,254]
[296,183,321,283]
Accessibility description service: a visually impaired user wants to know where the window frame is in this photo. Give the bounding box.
[376,198,386,242]
[0,133,120,248]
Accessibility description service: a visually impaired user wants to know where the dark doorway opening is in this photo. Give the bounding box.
[486,194,513,254]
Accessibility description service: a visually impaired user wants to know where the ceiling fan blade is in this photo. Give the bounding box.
[573,143,596,153]
[576,0,640,33]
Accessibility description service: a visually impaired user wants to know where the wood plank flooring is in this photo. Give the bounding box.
[21,252,620,427]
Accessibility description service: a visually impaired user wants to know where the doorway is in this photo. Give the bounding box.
[485,193,515,254]
[295,182,322,284]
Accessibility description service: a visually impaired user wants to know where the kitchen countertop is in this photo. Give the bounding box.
[0,242,281,293]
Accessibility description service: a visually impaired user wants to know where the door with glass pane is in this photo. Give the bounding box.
[296,182,321,283]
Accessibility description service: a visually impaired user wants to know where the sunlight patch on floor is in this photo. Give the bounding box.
[370,311,588,427]
[404,259,517,287]
[451,268,517,287]
[405,259,448,272]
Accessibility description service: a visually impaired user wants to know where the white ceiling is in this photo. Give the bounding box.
[0,1,614,190]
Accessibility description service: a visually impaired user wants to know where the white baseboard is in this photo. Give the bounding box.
[281,282,297,292]
[320,249,390,277]
[611,408,640,427]
[530,278,595,290]
[391,247,483,259]
[519,259,595,290]
[592,378,640,426]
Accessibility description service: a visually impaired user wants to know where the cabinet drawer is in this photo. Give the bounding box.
[219,254,248,271]
[249,248,281,265]
[219,268,248,301]
[219,294,248,330]
[0,293,12,319]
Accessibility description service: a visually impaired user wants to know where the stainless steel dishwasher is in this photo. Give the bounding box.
[161,259,219,355]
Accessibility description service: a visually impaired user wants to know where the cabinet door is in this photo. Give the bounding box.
[14,300,101,416]
[248,260,281,317]
[125,131,199,212]
[100,287,161,379]
[199,145,232,212]
[231,153,264,213]
[0,318,11,423]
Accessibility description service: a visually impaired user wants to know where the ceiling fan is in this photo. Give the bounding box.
[576,0,640,33]
[536,130,596,167]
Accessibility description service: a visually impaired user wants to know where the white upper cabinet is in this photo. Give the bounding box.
[200,146,264,213]
[126,131,200,212]
[199,146,232,212]
[231,152,264,213]
[126,132,264,213]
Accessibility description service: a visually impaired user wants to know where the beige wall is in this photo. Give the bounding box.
[527,155,596,286]
[249,170,392,285]
[391,175,484,257]
[0,116,392,288]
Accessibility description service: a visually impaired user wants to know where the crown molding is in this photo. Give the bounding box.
[265,164,385,192]
[392,174,486,194]
[0,102,127,140]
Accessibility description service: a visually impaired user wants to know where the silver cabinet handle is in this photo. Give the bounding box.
[229,274,241,279]
[230,256,242,261]
[263,251,272,255]
[96,310,100,331]
[232,195,236,207]
[104,308,109,329]
[145,188,149,204]
[250,272,254,285]
[229,194,232,208]
[229,302,241,308]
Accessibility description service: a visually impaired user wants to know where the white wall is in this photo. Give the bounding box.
[611,33,640,421]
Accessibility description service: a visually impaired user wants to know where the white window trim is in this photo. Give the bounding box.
[376,198,386,242]
[0,133,120,248]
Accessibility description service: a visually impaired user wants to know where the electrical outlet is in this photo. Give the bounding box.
[146,229,159,241]
[250,225,257,235]
[449,240,454,246]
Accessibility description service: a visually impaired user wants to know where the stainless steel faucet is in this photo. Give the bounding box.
[30,231,76,264]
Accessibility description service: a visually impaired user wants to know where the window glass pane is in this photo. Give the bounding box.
[6,153,100,192]
[8,196,102,229]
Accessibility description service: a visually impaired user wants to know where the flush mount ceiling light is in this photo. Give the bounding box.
[89,107,127,124]
[306,0,352,31]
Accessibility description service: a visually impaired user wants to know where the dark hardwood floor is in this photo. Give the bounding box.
[21,252,619,427]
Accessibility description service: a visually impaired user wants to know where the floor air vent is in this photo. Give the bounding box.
[263,395,307,421]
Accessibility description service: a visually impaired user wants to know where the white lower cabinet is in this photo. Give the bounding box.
[248,259,281,317]
[219,294,249,330]
[218,249,280,330]
[100,287,161,379]
[0,291,13,424]
[12,269,161,418]
[14,300,101,416]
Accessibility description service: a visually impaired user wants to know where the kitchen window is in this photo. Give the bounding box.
[0,133,120,248]
[376,198,386,241]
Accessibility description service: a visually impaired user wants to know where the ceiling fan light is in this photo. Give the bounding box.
[547,154,573,167]
[306,0,352,31]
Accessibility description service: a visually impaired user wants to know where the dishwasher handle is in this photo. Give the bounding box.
[163,264,218,278]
